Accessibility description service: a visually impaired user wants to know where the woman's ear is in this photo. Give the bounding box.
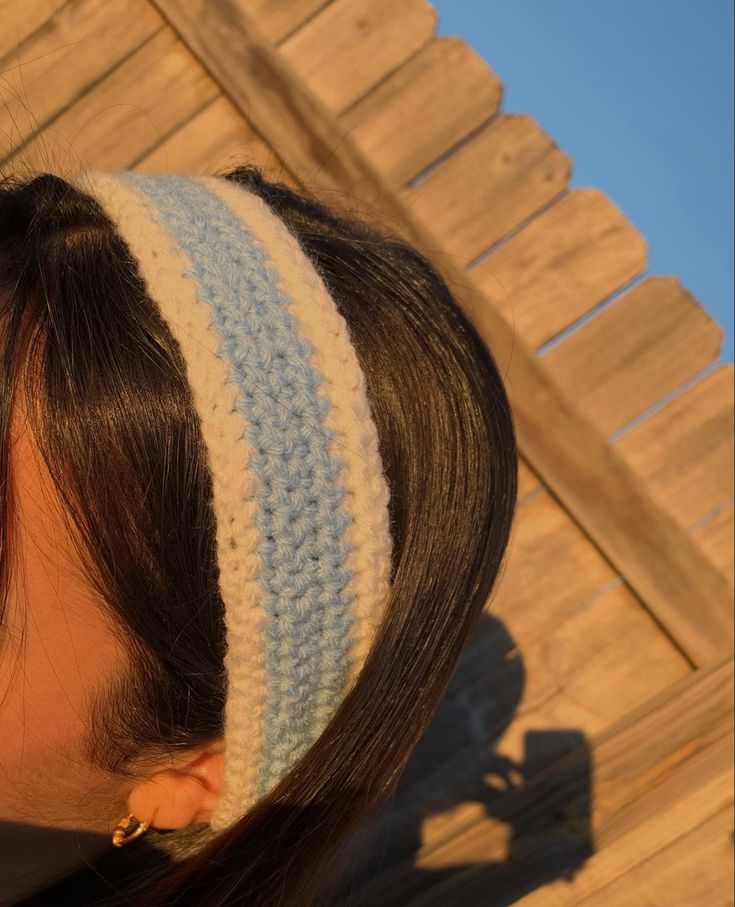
[124,742,225,829]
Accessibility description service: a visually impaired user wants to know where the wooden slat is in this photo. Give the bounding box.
[143,0,731,666]
[2,24,219,177]
[0,0,303,187]
[337,656,733,905]
[615,364,734,528]
[0,0,328,177]
[411,731,734,907]
[542,277,724,436]
[573,805,734,906]
[240,0,333,46]
[338,35,502,188]
[278,0,437,115]
[465,188,647,507]
[398,113,572,265]
[511,657,735,906]
[144,0,437,212]
[436,583,689,852]
[134,94,296,186]
[0,0,163,163]
[0,0,69,59]
[467,188,648,352]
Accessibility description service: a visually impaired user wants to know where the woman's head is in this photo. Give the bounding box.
[0,164,518,905]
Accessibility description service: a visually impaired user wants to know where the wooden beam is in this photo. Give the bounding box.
[147,0,733,667]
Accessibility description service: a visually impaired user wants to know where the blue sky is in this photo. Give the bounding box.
[431,0,734,364]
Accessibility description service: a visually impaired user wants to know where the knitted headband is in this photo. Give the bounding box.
[69,170,394,834]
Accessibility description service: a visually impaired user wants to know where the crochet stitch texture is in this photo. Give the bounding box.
[70,169,394,833]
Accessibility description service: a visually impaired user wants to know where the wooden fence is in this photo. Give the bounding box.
[1,1,732,903]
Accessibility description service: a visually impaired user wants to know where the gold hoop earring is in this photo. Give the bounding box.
[111,812,153,847]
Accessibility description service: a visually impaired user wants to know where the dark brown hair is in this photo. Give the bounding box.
[0,162,518,905]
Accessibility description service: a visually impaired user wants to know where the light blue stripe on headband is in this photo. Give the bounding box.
[115,172,356,799]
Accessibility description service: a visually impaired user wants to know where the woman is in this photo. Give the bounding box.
[0,163,517,905]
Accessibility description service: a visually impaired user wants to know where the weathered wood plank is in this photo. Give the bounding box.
[278,0,437,114]
[1,1,303,186]
[0,0,163,163]
[239,0,333,46]
[409,731,734,906]
[398,113,572,265]
[510,658,735,906]
[338,657,733,905]
[0,0,70,59]
[573,804,734,906]
[338,35,502,188]
[614,363,734,527]
[134,94,296,187]
[542,277,724,436]
[2,25,219,177]
[468,188,648,352]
